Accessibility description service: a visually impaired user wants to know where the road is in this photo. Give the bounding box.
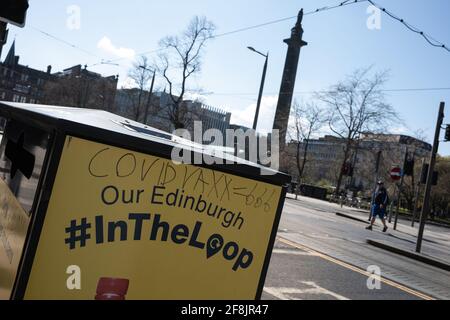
[263,195,450,300]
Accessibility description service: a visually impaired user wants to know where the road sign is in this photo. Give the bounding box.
[390,166,402,181]
[0,0,29,28]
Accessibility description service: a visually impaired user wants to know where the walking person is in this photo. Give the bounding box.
[366,181,389,232]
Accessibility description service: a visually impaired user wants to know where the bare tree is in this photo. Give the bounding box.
[412,129,429,143]
[289,100,326,186]
[128,56,152,122]
[156,16,215,129]
[395,131,431,212]
[317,67,400,195]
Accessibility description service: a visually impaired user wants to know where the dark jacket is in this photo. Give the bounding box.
[374,187,389,206]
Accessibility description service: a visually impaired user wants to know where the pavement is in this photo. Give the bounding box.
[330,197,450,266]
[262,194,450,300]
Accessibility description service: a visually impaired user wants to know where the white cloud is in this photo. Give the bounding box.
[97,36,135,60]
[118,76,137,89]
[390,126,409,135]
[184,92,208,103]
[231,95,278,135]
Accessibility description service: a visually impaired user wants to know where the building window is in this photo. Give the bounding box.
[0,92,5,100]
[21,74,29,82]
[13,94,21,102]
[14,84,30,94]
[20,96,27,103]
[29,99,36,104]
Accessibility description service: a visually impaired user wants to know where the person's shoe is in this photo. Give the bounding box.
[366,225,373,231]
[383,226,388,233]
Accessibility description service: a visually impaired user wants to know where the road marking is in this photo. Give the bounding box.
[302,282,350,300]
[277,237,435,301]
[272,249,318,256]
[264,282,349,300]
[309,233,344,241]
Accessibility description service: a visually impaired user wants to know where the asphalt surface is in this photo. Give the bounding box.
[263,195,450,300]
[263,240,422,300]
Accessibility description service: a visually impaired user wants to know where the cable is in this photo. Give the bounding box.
[28,26,135,69]
[88,48,165,68]
[88,0,368,68]
[208,87,450,97]
[367,0,450,53]
[26,0,362,69]
[29,26,102,59]
[34,0,448,72]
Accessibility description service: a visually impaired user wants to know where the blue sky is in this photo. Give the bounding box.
[3,0,450,155]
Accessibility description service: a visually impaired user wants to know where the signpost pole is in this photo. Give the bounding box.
[411,158,425,227]
[369,150,382,220]
[388,166,401,223]
[394,147,408,230]
[416,102,445,253]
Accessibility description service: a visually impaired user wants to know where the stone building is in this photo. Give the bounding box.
[0,41,118,112]
[0,41,53,105]
[285,133,432,196]
[43,64,118,111]
[114,90,231,143]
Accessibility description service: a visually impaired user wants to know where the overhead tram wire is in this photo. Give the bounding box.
[29,26,102,59]
[45,0,365,69]
[32,0,449,70]
[211,0,366,38]
[94,0,450,67]
[87,0,368,68]
[88,47,165,68]
[208,87,450,97]
[367,0,450,53]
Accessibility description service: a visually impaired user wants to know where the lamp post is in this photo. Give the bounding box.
[139,66,156,125]
[247,47,268,131]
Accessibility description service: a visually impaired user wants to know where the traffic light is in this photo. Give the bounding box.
[348,164,354,177]
[432,171,439,186]
[420,163,438,186]
[0,0,29,28]
[420,164,429,184]
[403,153,414,176]
[341,163,348,176]
[342,163,353,177]
[445,125,450,142]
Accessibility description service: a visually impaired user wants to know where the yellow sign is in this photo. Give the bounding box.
[25,136,282,299]
[0,178,31,299]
